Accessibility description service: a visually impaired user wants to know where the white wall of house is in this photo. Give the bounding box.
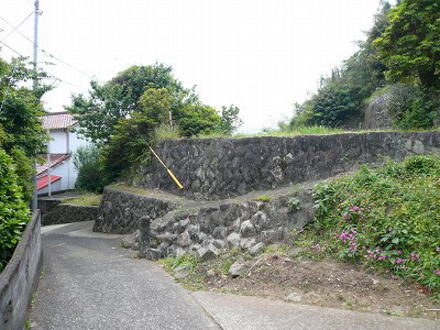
[46,125,89,191]
[48,129,67,153]
[48,128,89,155]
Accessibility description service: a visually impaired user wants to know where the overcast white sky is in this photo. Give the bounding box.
[1,0,394,132]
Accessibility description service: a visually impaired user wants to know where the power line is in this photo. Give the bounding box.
[0,15,94,80]
[41,49,94,79]
[0,39,25,57]
[0,12,33,42]
[0,40,86,94]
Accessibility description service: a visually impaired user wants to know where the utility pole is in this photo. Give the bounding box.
[31,0,40,212]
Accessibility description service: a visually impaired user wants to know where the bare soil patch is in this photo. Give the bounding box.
[162,251,440,320]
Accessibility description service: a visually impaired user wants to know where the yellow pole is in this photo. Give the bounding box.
[148,146,184,189]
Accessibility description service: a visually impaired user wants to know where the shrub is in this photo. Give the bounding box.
[299,155,440,299]
[174,104,223,137]
[101,111,155,183]
[385,84,439,129]
[73,145,106,193]
[0,148,30,271]
[308,83,360,127]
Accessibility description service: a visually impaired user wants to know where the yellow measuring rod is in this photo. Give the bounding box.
[148,146,184,189]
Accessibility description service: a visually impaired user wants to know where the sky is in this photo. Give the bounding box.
[1,0,395,133]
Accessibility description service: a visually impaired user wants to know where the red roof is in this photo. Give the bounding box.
[37,154,71,176]
[37,175,61,190]
[42,112,76,130]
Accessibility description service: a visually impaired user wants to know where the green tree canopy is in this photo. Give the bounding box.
[67,63,198,144]
[175,104,222,137]
[288,2,392,128]
[374,0,440,88]
[0,148,29,271]
[0,58,48,157]
[218,105,243,135]
[0,57,49,200]
[138,88,173,125]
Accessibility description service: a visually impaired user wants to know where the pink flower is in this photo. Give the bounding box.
[395,258,405,264]
[409,252,420,261]
[396,250,403,255]
[434,270,440,276]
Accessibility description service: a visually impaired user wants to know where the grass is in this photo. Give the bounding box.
[63,194,102,206]
[255,195,272,202]
[197,126,346,139]
[147,124,439,142]
[158,248,252,290]
[154,124,180,141]
[192,126,440,140]
[109,183,185,202]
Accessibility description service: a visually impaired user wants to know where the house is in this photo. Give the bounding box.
[37,112,89,195]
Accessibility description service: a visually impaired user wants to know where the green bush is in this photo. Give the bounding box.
[308,83,360,127]
[73,145,106,193]
[0,148,30,271]
[101,111,155,183]
[384,84,439,130]
[299,155,440,299]
[174,104,222,137]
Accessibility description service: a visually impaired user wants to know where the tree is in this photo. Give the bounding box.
[374,0,440,88]
[174,104,222,137]
[289,2,392,128]
[218,105,243,134]
[308,84,359,127]
[73,145,105,193]
[138,88,173,125]
[0,148,29,271]
[0,57,49,200]
[67,63,198,144]
[0,58,48,156]
[101,111,156,183]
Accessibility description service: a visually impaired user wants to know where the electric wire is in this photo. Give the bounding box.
[0,12,33,42]
[0,14,178,186]
[0,15,94,80]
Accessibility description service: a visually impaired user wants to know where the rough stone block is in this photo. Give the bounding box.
[227,232,241,248]
[240,220,256,238]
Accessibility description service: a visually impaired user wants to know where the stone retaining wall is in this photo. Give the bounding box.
[42,204,99,226]
[94,187,180,234]
[139,131,440,200]
[0,212,42,330]
[138,186,315,260]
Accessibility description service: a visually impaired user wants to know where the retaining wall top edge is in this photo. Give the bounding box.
[59,203,99,209]
[156,130,440,146]
[104,186,184,203]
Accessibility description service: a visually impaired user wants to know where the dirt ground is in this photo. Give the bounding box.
[164,251,440,320]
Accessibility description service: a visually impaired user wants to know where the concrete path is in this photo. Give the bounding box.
[30,221,439,330]
[192,291,440,330]
[30,221,219,330]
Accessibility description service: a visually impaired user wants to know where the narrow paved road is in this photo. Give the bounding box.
[30,221,439,330]
[29,221,219,330]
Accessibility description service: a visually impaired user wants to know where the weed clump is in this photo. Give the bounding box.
[297,154,440,300]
